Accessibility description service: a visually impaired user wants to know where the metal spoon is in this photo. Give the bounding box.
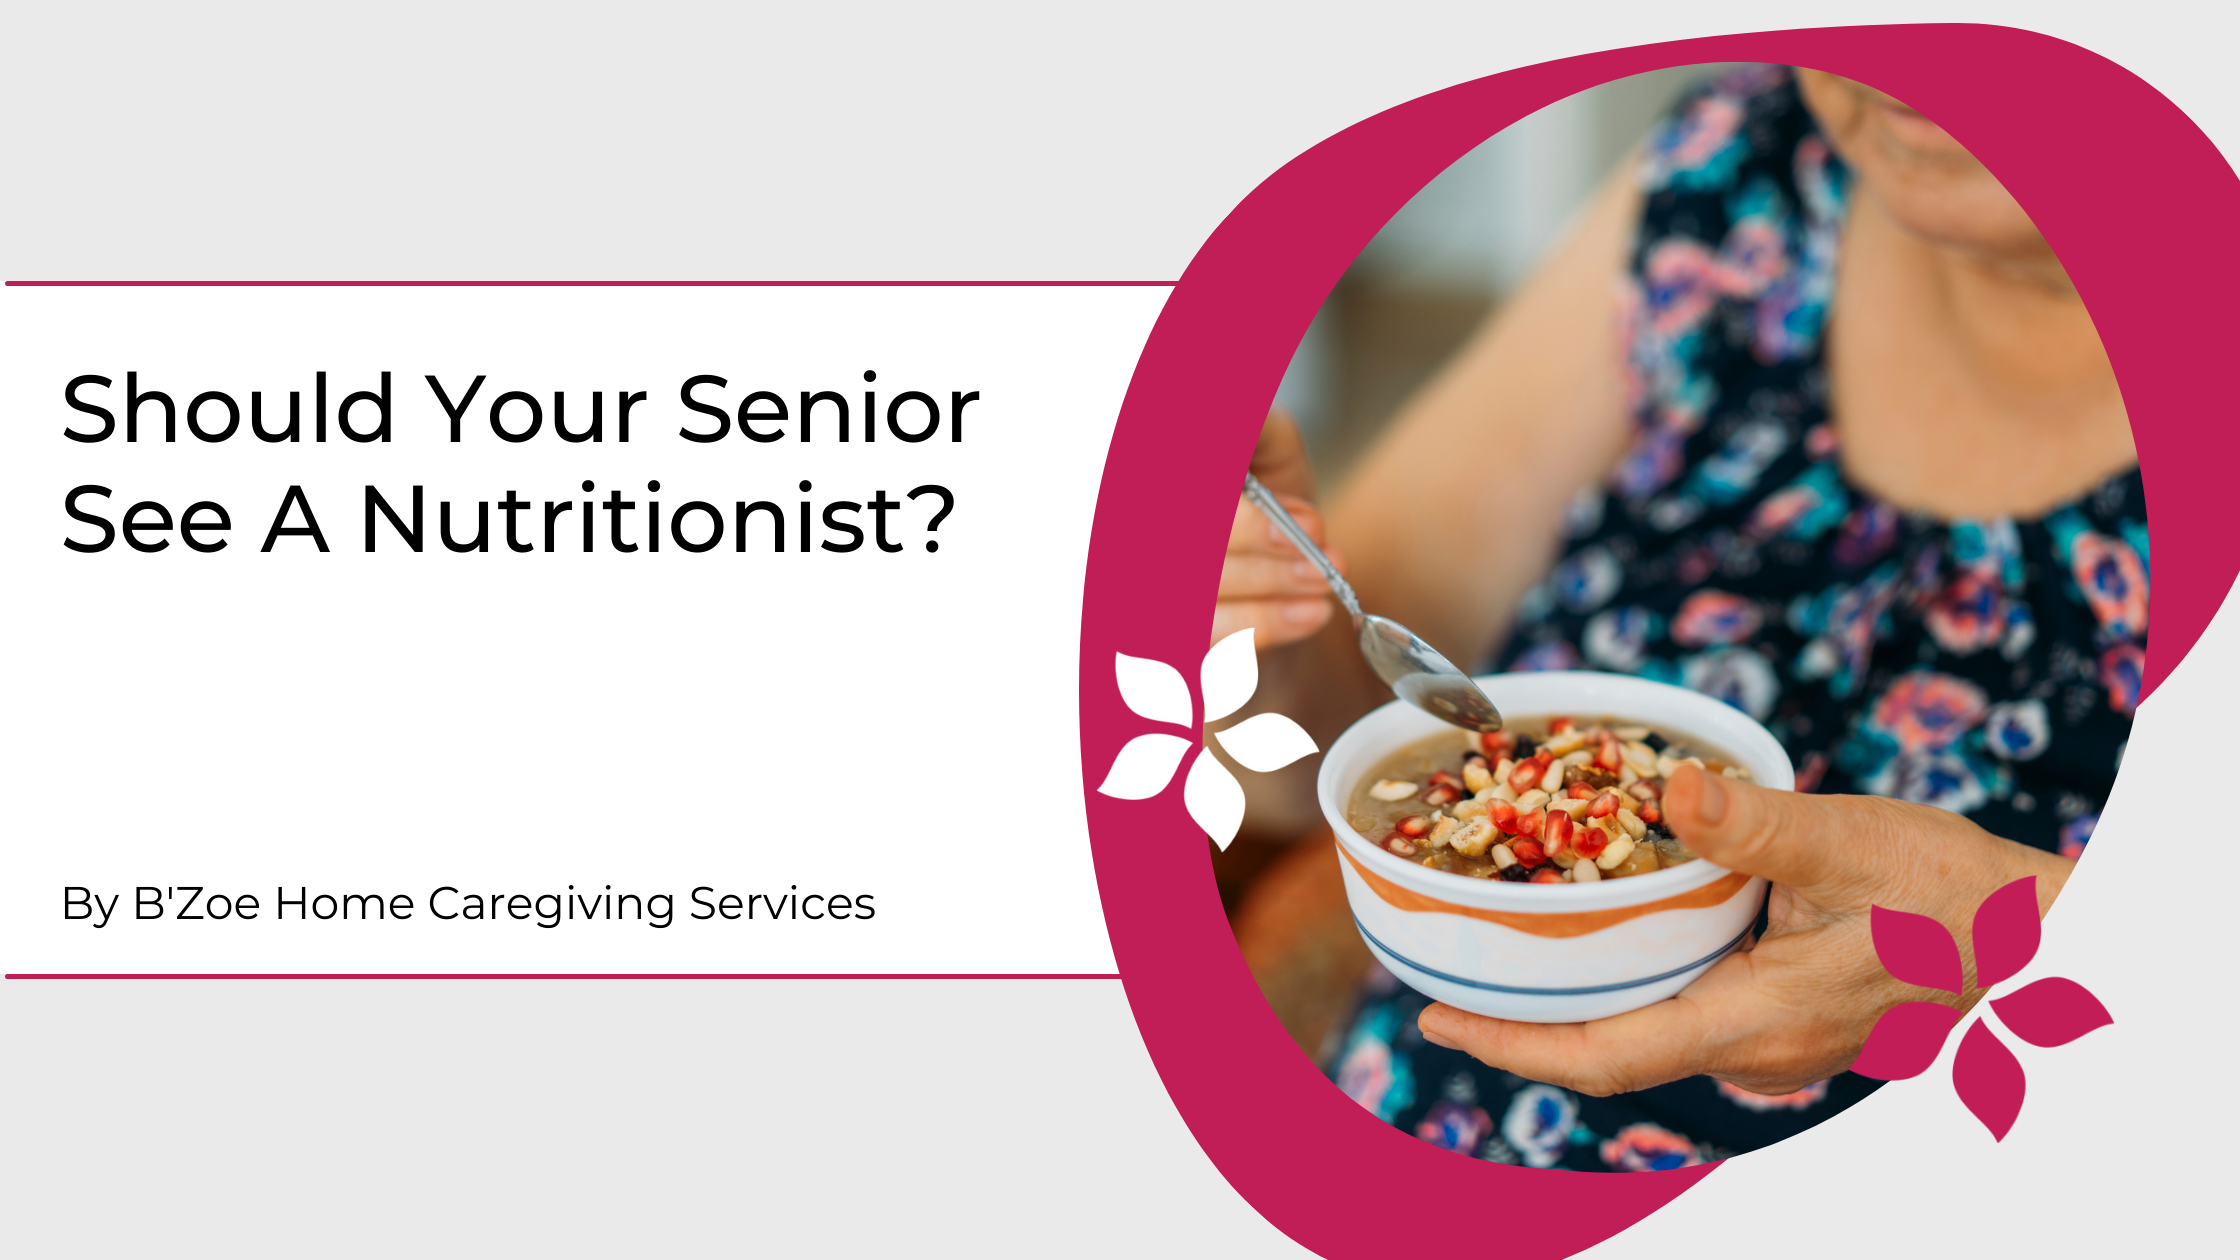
[1241,474,1504,734]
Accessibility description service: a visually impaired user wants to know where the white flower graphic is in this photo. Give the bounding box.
[1094,628,1319,849]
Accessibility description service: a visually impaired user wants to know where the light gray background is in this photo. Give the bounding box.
[4,3,2232,1257]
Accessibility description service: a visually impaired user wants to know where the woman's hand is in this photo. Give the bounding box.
[1417,766,2074,1098]
[1214,410,1344,648]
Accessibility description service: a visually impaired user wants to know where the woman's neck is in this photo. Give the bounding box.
[1825,192,2136,520]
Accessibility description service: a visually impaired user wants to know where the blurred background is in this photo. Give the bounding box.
[1222,64,1736,1064]
[1270,65,1731,490]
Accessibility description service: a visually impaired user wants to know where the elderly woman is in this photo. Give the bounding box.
[1220,65,2142,1168]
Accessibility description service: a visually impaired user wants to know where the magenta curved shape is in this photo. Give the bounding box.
[1080,24,2232,1257]
[1850,1000,1963,1081]
[1992,976,2114,1047]
[1953,1019,2028,1141]
[1970,877,2043,990]
[1870,904,1965,995]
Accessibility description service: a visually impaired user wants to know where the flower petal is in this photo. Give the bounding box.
[1869,904,1964,995]
[1115,652,1193,728]
[1849,1001,1961,1080]
[1991,976,2113,1048]
[1200,627,1259,724]
[1095,733,1192,800]
[1213,712,1319,773]
[1953,1018,2026,1142]
[1184,748,1246,850]
[1970,876,2041,990]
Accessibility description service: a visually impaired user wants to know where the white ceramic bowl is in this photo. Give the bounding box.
[1318,671,1793,1023]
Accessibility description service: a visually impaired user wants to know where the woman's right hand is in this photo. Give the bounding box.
[1215,410,1345,649]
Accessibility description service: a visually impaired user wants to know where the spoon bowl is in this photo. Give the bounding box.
[1241,474,1504,734]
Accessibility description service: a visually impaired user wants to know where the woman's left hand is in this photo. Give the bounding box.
[1417,765,2074,1097]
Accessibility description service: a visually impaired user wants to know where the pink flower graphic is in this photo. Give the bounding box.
[1850,878,2113,1140]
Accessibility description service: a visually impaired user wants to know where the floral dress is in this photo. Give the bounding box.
[1329,64,2147,1169]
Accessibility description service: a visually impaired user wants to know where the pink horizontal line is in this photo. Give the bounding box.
[5,279,1176,288]
[7,972,1123,980]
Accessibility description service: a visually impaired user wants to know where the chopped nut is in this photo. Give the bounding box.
[1449,818,1496,857]
[1614,843,1661,877]
[1538,760,1565,793]
[1595,835,1637,870]
[1453,798,1487,821]
[1612,726,1651,741]
[1514,789,1550,814]
[1427,816,1461,848]
[1370,779,1418,802]
[1490,843,1518,870]
[1571,859,1603,882]
[1553,795,1594,820]
[1622,742,1659,775]
[1562,749,1594,766]
[1463,762,1495,794]
[1542,730,1588,757]
[1492,783,1519,804]
[1615,807,1648,841]
[1723,764,1750,779]
[1492,758,1516,783]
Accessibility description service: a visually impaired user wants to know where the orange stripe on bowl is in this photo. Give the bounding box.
[1336,843,1752,939]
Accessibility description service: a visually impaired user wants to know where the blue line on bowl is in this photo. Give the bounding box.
[1351,918,1752,996]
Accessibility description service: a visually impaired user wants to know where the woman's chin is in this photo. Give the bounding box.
[1872,99,1965,153]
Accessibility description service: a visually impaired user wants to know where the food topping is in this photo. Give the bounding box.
[1348,717,1751,883]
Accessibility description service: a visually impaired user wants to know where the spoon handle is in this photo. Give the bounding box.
[1241,473,1363,621]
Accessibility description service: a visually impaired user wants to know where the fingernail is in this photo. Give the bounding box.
[1291,560,1315,581]
[1422,1027,1460,1050]
[1283,600,1324,624]
[1697,771,1728,824]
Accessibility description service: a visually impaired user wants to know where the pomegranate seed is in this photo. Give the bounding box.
[1479,731,1515,757]
[1640,802,1662,825]
[1428,770,1464,793]
[1487,800,1520,834]
[1510,838,1547,868]
[1590,791,1623,818]
[1396,815,1430,839]
[1423,783,1463,807]
[1515,809,1545,840]
[1530,867,1564,884]
[1506,757,1546,794]
[1630,780,1662,801]
[1545,812,1574,855]
[1548,717,1574,734]
[1595,739,1624,773]
[1567,783,1596,800]
[1383,833,1417,857]
[1574,829,1608,860]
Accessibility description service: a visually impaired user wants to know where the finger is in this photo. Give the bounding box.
[1212,597,1333,647]
[1218,550,1341,601]
[1416,982,1722,1097]
[1662,766,1896,891]
[1250,409,1316,502]
[1227,492,1329,555]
